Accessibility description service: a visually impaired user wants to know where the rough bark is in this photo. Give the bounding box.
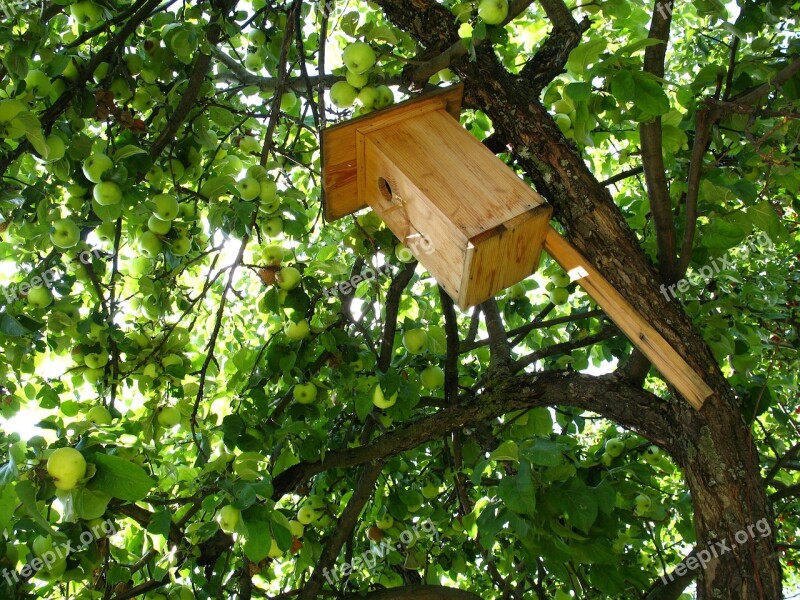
[371,1,783,597]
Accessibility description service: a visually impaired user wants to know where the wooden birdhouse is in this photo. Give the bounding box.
[321,84,713,409]
[322,84,552,310]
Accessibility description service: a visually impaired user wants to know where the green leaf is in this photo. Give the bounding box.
[561,478,598,533]
[610,70,635,103]
[497,460,536,515]
[489,440,519,462]
[74,487,112,521]
[243,520,272,563]
[0,313,37,337]
[700,219,749,249]
[475,501,505,540]
[747,201,787,241]
[113,145,147,161]
[147,509,173,538]
[567,39,607,74]
[15,480,58,536]
[88,454,155,501]
[14,112,48,157]
[523,438,567,467]
[200,175,236,199]
[0,484,18,533]
[630,72,670,116]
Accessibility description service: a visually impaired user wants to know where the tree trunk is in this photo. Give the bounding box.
[372,1,783,596]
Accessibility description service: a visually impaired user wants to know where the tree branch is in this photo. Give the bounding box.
[518,0,590,93]
[298,460,385,600]
[271,371,677,498]
[342,585,483,600]
[639,0,675,281]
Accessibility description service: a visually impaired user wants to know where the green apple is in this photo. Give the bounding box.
[152,193,179,220]
[267,538,283,559]
[373,85,394,110]
[422,480,440,499]
[93,181,122,205]
[47,447,87,490]
[288,520,304,538]
[247,164,268,181]
[32,535,54,557]
[296,505,316,525]
[293,382,317,404]
[217,505,240,534]
[395,243,415,263]
[507,282,526,299]
[478,0,509,24]
[50,218,80,249]
[262,217,282,237]
[551,271,571,287]
[357,86,379,109]
[284,319,310,341]
[280,92,297,111]
[83,368,104,385]
[171,235,192,256]
[244,51,264,70]
[330,81,358,108]
[83,152,113,183]
[239,135,260,153]
[27,286,53,308]
[372,385,398,409]
[643,445,662,465]
[452,2,473,21]
[128,256,152,276]
[87,405,113,425]
[262,244,286,266]
[157,406,181,428]
[70,0,103,25]
[346,70,369,88]
[605,437,625,458]
[259,179,278,202]
[83,352,108,370]
[554,113,571,134]
[25,70,51,97]
[343,42,376,75]
[402,329,428,354]
[548,287,569,305]
[376,514,394,530]
[43,134,66,162]
[148,214,172,235]
[276,266,301,290]
[420,365,445,390]
[553,98,574,114]
[634,493,651,513]
[139,231,163,257]
[237,176,261,201]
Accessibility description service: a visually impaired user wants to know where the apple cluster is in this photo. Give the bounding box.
[330,42,394,115]
[545,268,573,305]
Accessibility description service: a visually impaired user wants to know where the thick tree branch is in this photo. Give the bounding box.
[518,0,590,93]
[272,371,677,498]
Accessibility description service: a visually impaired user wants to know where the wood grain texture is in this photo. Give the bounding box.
[321,84,464,221]
[543,226,713,409]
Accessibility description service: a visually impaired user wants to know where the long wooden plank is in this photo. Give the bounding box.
[543,226,712,410]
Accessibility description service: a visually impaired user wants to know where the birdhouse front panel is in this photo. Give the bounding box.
[322,83,552,308]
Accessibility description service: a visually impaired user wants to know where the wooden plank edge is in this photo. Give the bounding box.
[543,227,713,410]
